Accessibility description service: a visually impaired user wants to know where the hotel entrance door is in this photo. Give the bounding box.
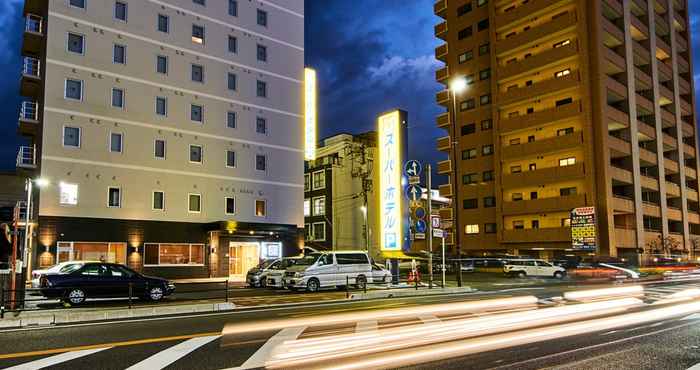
[229,242,260,281]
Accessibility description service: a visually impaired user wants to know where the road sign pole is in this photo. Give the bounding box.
[427,164,433,289]
[441,235,446,288]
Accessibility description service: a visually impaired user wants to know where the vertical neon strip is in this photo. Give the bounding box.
[378,111,402,251]
[304,68,317,161]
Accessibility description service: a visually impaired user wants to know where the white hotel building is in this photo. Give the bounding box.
[18,0,305,279]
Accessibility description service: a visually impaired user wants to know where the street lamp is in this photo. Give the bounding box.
[449,78,467,287]
[23,177,49,276]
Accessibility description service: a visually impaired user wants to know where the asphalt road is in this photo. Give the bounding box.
[2,278,700,370]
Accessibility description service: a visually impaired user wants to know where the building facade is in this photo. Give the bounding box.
[19,0,305,279]
[434,0,700,264]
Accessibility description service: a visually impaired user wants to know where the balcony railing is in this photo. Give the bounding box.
[16,146,37,169]
[20,101,38,122]
[22,57,40,77]
[25,14,42,34]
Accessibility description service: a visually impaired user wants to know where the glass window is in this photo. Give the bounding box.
[257,9,267,27]
[465,224,479,234]
[479,43,489,56]
[227,73,236,91]
[337,253,368,265]
[556,97,573,106]
[557,127,574,136]
[191,64,204,82]
[59,183,78,205]
[228,0,237,16]
[479,68,490,80]
[228,35,237,53]
[65,79,83,100]
[559,157,576,166]
[113,44,126,64]
[192,24,205,44]
[512,193,523,201]
[461,123,476,136]
[109,265,135,278]
[156,96,167,116]
[482,144,493,156]
[457,3,472,16]
[153,191,164,210]
[257,80,267,98]
[462,148,477,160]
[458,26,472,40]
[513,220,524,229]
[477,0,488,7]
[480,94,491,105]
[158,14,169,33]
[156,55,168,74]
[115,1,127,21]
[70,0,86,8]
[226,150,236,167]
[225,197,235,214]
[460,98,475,111]
[67,33,84,54]
[312,170,325,189]
[256,117,267,134]
[63,126,81,147]
[553,39,571,48]
[189,145,202,163]
[110,132,122,153]
[463,198,478,209]
[485,223,496,233]
[304,199,310,217]
[458,50,473,63]
[483,170,493,182]
[257,44,267,62]
[188,194,201,212]
[227,111,236,128]
[313,223,326,241]
[555,68,571,78]
[560,187,577,196]
[481,119,492,130]
[477,18,489,32]
[193,0,205,5]
[256,154,266,171]
[108,187,121,208]
[111,88,124,108]
[511,165,522,173]
[154,139,166,159]
[144,243,205,265]
[483,196,496,208]
[304,174,310,191]
[191,104,203,122]
[312,197,325,216]
[255,199,266,217]
[81,264,109,276]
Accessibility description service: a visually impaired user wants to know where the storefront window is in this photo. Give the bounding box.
[144,243,205,266]
[56,242,126,264]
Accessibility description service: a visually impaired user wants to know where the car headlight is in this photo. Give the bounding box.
[167,282,175,289]
[294,272,305,278]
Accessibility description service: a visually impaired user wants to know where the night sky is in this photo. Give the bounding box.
[0,0,699,173]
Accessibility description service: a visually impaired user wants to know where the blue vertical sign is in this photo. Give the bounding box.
[378,110,408,252]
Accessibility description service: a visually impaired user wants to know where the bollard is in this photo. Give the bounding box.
[415,276,418,290]
[225,280,230,302]
[128,283,133,309]
[346,276,350,299]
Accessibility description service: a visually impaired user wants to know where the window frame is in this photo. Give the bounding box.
[255,154,267,172]
[256,80,267,98]
[255,199,266,217]
[189,144,203,164]
[312,170,325,190]
[69,0,86,9]
[228,35,238,53]
[114,1,128,22]
[190,103,204,123]
[191,24,205,45]
[227,111,237,129]
[226,150,236,168]
[144,243,205,267]
[191,63,204,83]
[64,78,84,101]
[109,131,123,153]
[188,193,202,213]
[113,43,126,64]
[559,157,576,167]
[111,87,125,109]
[255,116,268,135]
[154,139,166,159]
[225,196,236,215]
[59,182,79,206]
[157,13,169,33]
[312,196,326,216]
[67,32,85,55]
[62,125,82,148]
[155,96,167,117]
[107,186,122,208]
[228,0,238,16]
[227,72,237,91]
[152,190,165,211]
[257,9,268,27]
[156,55,168,75]
[312,222,326,241]
[257,44,267,62]
[465,224,480,234]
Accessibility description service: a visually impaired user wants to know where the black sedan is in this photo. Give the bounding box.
[39,262,175,305]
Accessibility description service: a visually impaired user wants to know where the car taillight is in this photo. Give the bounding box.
[40,276,51,287]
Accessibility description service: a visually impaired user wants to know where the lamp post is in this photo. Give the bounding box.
[449,78,467,287]
[22,177,48,279]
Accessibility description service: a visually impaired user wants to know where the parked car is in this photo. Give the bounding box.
[283,251,373,292]
[264,258,301,288]
[503,259,566,279]
[40,262,175,304]
[31,261,98,288]
[371,263,392,283]
[247,259,283,288]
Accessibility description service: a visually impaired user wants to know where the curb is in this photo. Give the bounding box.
[349,286,476,300]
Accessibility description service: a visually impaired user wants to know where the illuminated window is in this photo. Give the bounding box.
[458,50,473,63]
[144,243,205,266]
[481,119,492,130]
[465,224,479,234]
[192,24,205,44]
[512,193,523,201]
[479,68,491,80]
[59,183,78,205]
[561,218,571,227]
[255,199,266,217]
[555,68,571,78]
[312,196,326,216]
[480,94,491,105]
[462,148,477,160]
[557,127,574,136]
[513,220,524,229]
[559,157,576,166]
[553,39,571,48]
[510,165,521,173]
[304,199,310,217]
[304,174,310,191]
[460,99,476,111]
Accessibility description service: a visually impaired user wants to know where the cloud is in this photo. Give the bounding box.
[0,0,23,63]
[368,55,441,86]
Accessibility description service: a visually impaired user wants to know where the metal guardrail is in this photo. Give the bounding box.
[22,57,40,78]
[16,146,36,169]
[20,101,38,121]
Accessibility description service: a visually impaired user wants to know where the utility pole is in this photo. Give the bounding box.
[451,90,463,287]
[427,164,433,289]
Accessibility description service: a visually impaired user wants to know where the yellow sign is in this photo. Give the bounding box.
[304,68,317,161]
[378,111,402,251]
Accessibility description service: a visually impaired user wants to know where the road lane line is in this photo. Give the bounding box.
[0,332,220,360]
[4,347,111,370]
[687,363,700,370]
[233,326,305,370]
[355,320,378,332]
[418,314,440,324]
[125,335,221,370]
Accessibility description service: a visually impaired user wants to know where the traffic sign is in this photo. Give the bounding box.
[414,206,427,220]
[405,160,422,177]
[431,215,441,228]
[433,229,444,238]
[406,185,423,201]
[415,219,427,233]
[408,176,421,185]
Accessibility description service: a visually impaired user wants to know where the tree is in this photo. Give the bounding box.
[646,235,681,257]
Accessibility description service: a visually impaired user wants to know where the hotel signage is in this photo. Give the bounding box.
[378,110,407,251]
[304,68,317,161]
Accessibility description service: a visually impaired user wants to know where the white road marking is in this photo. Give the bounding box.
[5,347,111,370]
[355,320,378,332]
[125,335,220,370]
[687,363,700,370]
[418,314,440,324]
[682,313,700,321]
[231,326,306,370]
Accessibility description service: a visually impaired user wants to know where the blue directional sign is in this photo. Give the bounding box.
[404,160,422,177]
[415,219,427,234]
[414,206,427,220]
[406,185,423,201]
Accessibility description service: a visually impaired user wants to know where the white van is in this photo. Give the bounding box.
[282,251,373,292]
[503,259,566,279]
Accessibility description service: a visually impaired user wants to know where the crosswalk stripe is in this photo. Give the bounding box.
[125,335,220,370]
[5,347,111,370]
[230,326,305,370]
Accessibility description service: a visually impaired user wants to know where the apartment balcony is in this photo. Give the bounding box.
[605,46,626,75]
[437,136,451,152]
[502,194,586,216]
[498,71,581,106]
[630,14,649,40]
[18,101,39,135]
[655,15,670,37]
[644,231,662,244]
[20,56,41,98]
[24,0,43,15]
[642,202,661,217]
[637,121,656,140]
[23,14,43,56]
[434,0,447,19]
[659,84,674,105]
[439,206,453,221]
[495,11,577,56]
[602,17,624,47]
[658,60,673,82]
[666,181,681,197]
[610,166,633,184]
[686,166,698,180]
[436,112,449,129]
[680,98,692,116]
[614,228,637,248]
[679,77,691,95]
[678,56,690,74]
[498,40,578,81]
[502,227,571,243]
[635,67,652,91]
[603,0,623,15]
[500,100,582,133]
[656,35,671,60]
[501,162,585,189]
[495,0,570,30]
[437,159,452,175]
[435,43,448,62]
[683,143,696,158]
[436,89,449,106]
[439,183,453,198]
[688,189,699,202]
[674,11,687,31]
[612,196,634,213]
[636,93,655,115]
[435,21,448,40]
[606,76,628,100]
[639,148,658,166]
[667,207,683,221]
[677,34,688,53]
[662,133,678,150]
[689,211,700,225]
[674,0,685,12]
[608,135,631,158]
[661,108,676,128]
[436,66,449,84]
[501,131,583,160]
[640,174,659,191]
[632,40,651,66]
[606,106,630,129]
[664,158,679,173]
[16,145,37,170]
